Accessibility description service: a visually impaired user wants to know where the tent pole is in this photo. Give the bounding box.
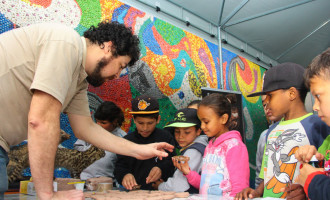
[217,26,224,90]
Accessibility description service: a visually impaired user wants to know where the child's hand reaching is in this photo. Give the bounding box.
[122,173,138,190]
[280,183,306,200]
[234,187,262,200]
[294,163,324,186]
[172,157,190,175]
[295,145,324,163]
[146,166,162,184]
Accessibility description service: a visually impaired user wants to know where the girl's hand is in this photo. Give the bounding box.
[172,157,190,175]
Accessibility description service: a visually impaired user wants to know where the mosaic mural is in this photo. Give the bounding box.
[0,0,268,185]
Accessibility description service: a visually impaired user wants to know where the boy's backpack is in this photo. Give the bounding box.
[180,142,206,156]
[180,142,206,194]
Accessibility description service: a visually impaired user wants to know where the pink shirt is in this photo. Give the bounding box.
[185,130,249,197]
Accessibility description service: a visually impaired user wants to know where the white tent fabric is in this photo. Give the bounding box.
[123,0,330,68]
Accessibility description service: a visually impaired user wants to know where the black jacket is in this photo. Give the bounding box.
[114,128,175,190]
[307,174,330,200]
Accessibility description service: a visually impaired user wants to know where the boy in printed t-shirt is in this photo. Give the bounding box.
[235,62,330,200]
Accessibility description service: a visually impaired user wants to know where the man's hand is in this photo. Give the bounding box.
[294,163,324,186]
[235,187,262,200]
[122,174,138,190]
[280,184,306,200]
[135,142,174,160]
[146,166,162,184]
[172,157,190,175]
[51,190,84,200]
[295,145,324,163]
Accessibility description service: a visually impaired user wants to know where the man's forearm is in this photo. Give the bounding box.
[28,123,59,199]
[28,90,62,200]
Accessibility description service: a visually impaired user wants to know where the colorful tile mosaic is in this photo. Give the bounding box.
[1,0,267,183]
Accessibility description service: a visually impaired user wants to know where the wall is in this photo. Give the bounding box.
[0,0,268,186]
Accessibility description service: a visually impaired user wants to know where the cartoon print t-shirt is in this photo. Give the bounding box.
[261,114,311,198]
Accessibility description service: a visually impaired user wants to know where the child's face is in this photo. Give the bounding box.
[174,126,201,148]
[96,120,116,132]
[264,89,290,119]
[262,95,283,123]
[310,75,330,126]
[197,105,228,138]
[133,116,160,138]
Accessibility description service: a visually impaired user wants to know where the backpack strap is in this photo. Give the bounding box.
[181,142,206,156]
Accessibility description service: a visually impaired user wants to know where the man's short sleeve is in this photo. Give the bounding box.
[63,80,90,116]
[30,40,79,104]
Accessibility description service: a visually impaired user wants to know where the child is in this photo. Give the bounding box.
[174,93,249,198]
[255,95,283,188]
[187,100,201,109]
[236,62,330,200]
[154,108,208,193]
[293,47,330,200]
[295,146,329,200]
[114,95,175,190]
[74,101,127,180]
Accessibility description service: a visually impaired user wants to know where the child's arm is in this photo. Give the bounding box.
[146,166,162,184]
[114,153,135,189]
[301,170,330,200]
[158,149,203,191]
[295,145,324,163]
[173,157,201,189]
[185,171,201,189]
[226,142,250,196]
[122,173,138,190]
[235,180,264,200]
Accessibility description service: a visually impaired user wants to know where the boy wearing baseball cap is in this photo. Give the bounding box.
[114,95,175,191]
[153,108,208,193]
[235,63,329,200]
[293,47,330,200]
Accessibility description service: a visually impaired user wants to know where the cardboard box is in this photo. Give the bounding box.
[54,178,81,191]
[20,180,57,195]
[19,180,35,195]
[19,180,30,194]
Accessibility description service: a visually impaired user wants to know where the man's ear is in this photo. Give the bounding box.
[104,41,113,54]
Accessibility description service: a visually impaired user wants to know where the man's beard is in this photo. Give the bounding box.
[86,56,113,87]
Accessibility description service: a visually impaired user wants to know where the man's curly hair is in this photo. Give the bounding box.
[83,21,140,66]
